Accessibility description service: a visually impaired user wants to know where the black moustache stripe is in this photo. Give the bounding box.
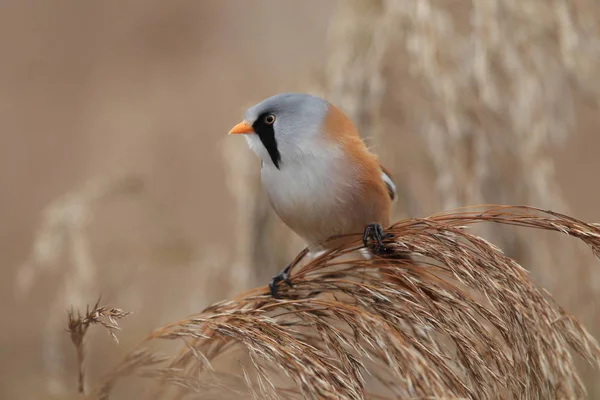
[253,115,281,169]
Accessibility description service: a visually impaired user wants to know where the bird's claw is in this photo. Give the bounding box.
[363,223,394,254]
[269,263,293,298]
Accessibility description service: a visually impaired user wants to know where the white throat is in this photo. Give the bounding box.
[260,142,346,188]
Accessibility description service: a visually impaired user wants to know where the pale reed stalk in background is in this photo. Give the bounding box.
[221,139,261,292]
[320,0,600,394]
[14,176,200,396]
[15,177,143,395]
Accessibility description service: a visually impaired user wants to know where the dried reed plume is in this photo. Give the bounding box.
[78,205,600,399]
[68,298,130,394]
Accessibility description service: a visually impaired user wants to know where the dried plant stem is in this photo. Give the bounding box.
[67,298,130,395]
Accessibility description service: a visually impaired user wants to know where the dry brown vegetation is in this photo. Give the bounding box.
[4,0,600,399]
[73,206,600,399]
[67,299,130,394]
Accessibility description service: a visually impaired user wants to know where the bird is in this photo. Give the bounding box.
[229,92,401,297]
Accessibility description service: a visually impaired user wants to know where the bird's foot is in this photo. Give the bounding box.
[363,223,394,255]
[269,263,293,299]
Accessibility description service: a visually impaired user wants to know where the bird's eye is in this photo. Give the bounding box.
[264,114,276,125]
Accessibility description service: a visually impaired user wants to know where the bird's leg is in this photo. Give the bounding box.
[268,247,310,298]
[363,223,394,254]
[269,263,293,298]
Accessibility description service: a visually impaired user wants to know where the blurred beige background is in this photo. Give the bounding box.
[1,2,336,398]
[2,1,599,399]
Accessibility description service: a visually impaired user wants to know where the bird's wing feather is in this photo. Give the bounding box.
[379,164,396,201]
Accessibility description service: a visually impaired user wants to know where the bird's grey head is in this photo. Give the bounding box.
[236,93,330,169]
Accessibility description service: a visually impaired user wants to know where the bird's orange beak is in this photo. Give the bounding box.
[228,121,254,135]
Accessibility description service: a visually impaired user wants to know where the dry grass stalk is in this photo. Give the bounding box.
[67,298,130,395]
[82,205,600,400]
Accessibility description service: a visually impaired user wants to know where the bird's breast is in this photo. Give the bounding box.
[260,152,385,247]
[262,155,341,210]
